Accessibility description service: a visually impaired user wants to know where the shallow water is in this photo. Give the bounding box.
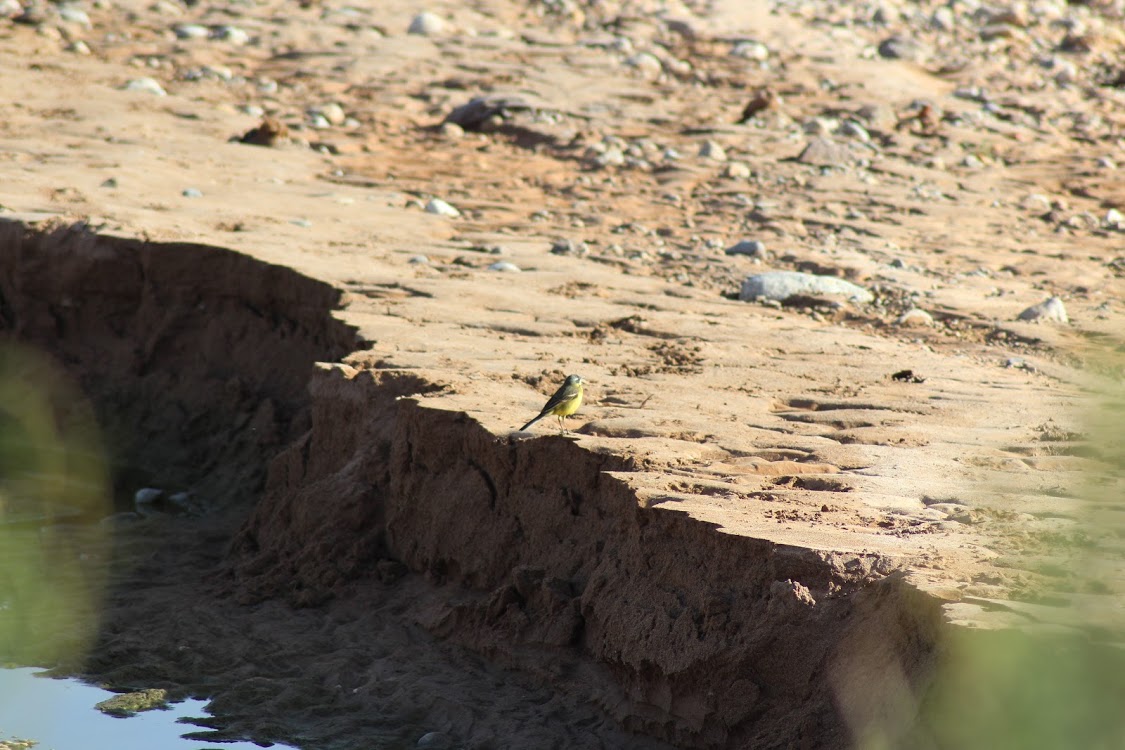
[0,667,293,750]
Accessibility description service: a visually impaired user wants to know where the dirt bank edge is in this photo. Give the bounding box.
[225,362,947,748]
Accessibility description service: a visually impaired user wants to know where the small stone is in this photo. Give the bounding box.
[930,7,955,30]
[408,254,429,264]
[724,161,751,179]
[1017,296,1067,324]
[725,240,766,257]
[1020,193,1052,212]
[307,113,331,129]
[425,198,460,217]
[488,261,520,272]
[961,154,984,169]
[173,23,209,39]
[100,177,118,188]
[408,11,445,35]
[0,0,22,18]
[182,187,202,198]
[57,4,91,27]
[290,218,312,228]
[591,147,625,168]
[416,732,454,750]
[134,488,163,506]
[122,77,166,96]
[624,52,663,80]
[796,137,856,167]
[311,102,346,126]
[877,35,923,61]
[1096,157,1116,170]
[837,120,870,142]
[213,25,249,44]
[897,308,935,327]
[698,140,726,162]
[802,117,836,135]
[739,271,873,304]
[730,40,769,61]
[67,39,91,54]
[1104,208,1124,230]
[439,122,464,139]
[550,238,589,256]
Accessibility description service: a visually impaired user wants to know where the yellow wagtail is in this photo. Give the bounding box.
[519,374,585,432]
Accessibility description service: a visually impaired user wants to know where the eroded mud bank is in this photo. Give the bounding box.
[1,221,948,748]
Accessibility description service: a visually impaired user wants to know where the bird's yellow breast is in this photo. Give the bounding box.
[552,386,583,417]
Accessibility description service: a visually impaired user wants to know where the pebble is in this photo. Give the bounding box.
[624,52,663,80]
[961,154,984,169]
[724,161,751,179]
[408,11,445,36]
[213,25,250,45]
[1016,296,1068,324]
[310,102,346,126]
[57,5,91,27]
[488,261,520,272]
[67,39,91,54]
[0,0,21,17]
[1096,157,1116,170]
[416,732,453,750]
[897,308,935,327]
[182,187,203,198]
[877,35,924,61]
[439,122,464,139]
[739,271,874,304]
[730,40,769,61]
[837,120,870,142]
[1020,193,1052,212]
[425,198,460,217]
[408,254,429,264]
[550,238,589,256]
[173,23,209,39]
[134,488,163,506]
[1105,208,1124,230]
[797,137,856,168]
[725,240,766,257]
[122,77,166,96]
[698,140,726,162]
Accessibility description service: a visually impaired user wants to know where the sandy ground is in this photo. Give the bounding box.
[1,0,1124,747]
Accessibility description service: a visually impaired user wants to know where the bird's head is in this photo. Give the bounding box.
[566,374,585,386]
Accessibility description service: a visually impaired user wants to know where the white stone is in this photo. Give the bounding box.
[408,11,445,35]
[699,140,726,162]
[739,271,873,303]
[624,52,663,80]
[1017,296,1068,324]
[488,261,520,272]
[897,308,935,327]
[122,77,167,96]
[726,240,766,257]
[173,23,209,39]
[425,198,460,217]
[730,40,769,60]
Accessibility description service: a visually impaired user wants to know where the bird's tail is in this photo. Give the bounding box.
[519,414,544,432]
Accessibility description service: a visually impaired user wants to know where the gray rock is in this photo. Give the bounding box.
[698,140,726,162]
[134,487,163,506]
[1017,296,1068,324]
[408,11,445,35]
[173,23,209,39]
[408,254,429,264]
[213,25,250,44]
[551,238,589,256]
[425,198,460,217]
[182,187,203,198]
[730,40,769,61]
[1103,208,1123,230]
[488,261,520,272]
[797,137,857,167]
[725,240,766,257]
[310,102,346,126]
[877,35,924,61]
[57,4,91,27]
[739,271,873,304]
[416,732,453,749]
[624,52,663,79]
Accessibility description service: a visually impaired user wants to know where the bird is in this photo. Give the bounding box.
[519,374,585,433]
